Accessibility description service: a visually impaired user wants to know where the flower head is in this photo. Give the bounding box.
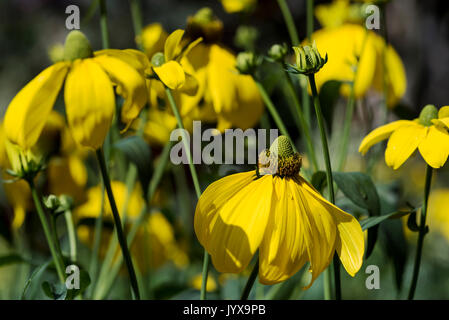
[291,42,328,75]
[359,105,449,169]
[4,30,148,150]
[194,136,364,286]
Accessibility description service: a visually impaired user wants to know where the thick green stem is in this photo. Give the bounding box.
[99,0,110,49]
[308,74,341,300]
[28,181,65,283]
[241,258,259,300]
[255,81,297,153]
[283,69,318,171]
[306,0,314,41]
[129,0,144,50]
[408,165,433,300]
[276,0,300,45]
[165,87,210,299]
[95,148,140,300]
[64,210,77,263]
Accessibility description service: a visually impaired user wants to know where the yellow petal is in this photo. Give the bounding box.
[64,59,115,149]
[359,120,413,155]
[139,23,168,58]
[94,55,147,129]
[179,37,203,61]
[299,177,364,277]
[385,123,427,169]
[164,29,184,61]
[178,72,199,96]
[153,61,186,90]
[95,49,151,74]
[418,125,449,168]
[220,0,256,13]
[310,24,377,98]
[194,171,272,273]
[259,177,336,286]
[207,44,238,113]
[4,62,69,149]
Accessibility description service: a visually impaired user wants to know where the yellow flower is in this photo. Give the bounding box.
[315,0,365,29]
[309,24,406,107]
[4,30,147,150]
[75,182,187,271]
[194,136,364,286]
[151,29,201,94]
[220,0,256,13]
[427,189,449,242]
[359,105,449,169]
[139,23,168,59]
[191,274,217,292]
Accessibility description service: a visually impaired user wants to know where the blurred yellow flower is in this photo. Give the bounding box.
[220,0,256,13]
[191,274,217,292]
[359,105,449,169]
[139,23,168,59]
[194,136,364,286]
[309,24,406,107]
[315,0,365,29]
[75,182,188,271]
[3,30,147,150]
[427,189,449,242]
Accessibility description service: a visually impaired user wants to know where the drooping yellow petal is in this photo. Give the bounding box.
[359,120,413,155]
[4,62,69,149]
[153,61,186,90]
[299,177,364,277]
[310,24,377,98]
[418,125,449,168]
[95,49,151,74]
[64,59,115,149]
[207,44,238,113]
[385,123,428,169]
[259,177,336,286]
[94,55,147,129]
[194,171,272,273]
[164,29,184,61]
[178,72,199,96]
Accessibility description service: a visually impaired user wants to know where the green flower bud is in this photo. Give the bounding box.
[151,52,166,67]
[234,25,258,51]
[268,44,288,62]
[236,51,260,75]
[186,7,223,42]
[63,30,93,61]
[44,195,61,211]
[192,7,214,24]
[4,140,44,181]
[292,42,328,75]
[419,104,438,126]
[269,136,294,158]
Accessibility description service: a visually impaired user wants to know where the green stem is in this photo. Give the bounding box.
[165,87,210,299]
[408,165,433,300]
[283,69,318,171]
[99,0,110,49]
[129,0,144,50]
[306,0,314,41]
[64,210,77,263]
[276,0,300,45]
[28,180,65,283]
[241,258,259,300]
[255,81,297,153]
[95,148,140,300]
[308,74,341,300]
[93,142,172,300]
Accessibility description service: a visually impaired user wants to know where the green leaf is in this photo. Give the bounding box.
[311,171,327,193]
[21,260,52,300]
[407,210,420,232]
[360,210,412,230]
[42,281,67,300]
[113,135,152,189]
[318,80,342,132]
[0,254,27,267]
[333,171,381,258]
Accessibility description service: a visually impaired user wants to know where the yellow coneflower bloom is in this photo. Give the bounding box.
[220,0,257,13]
[194,136,364,286]
[3,30,147,150]
[359,105,449,169]
[309,24,406,107]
